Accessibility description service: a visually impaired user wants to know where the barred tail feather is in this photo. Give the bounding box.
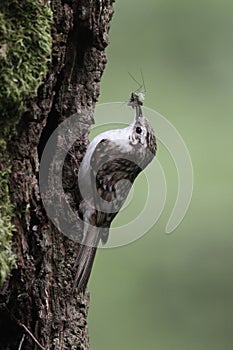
[73,244,97,292]
[73,226,100,292]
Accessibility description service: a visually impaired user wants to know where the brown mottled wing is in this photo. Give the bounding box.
[90,138,142,243]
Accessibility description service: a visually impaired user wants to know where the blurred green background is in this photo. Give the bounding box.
[88,1,233,349]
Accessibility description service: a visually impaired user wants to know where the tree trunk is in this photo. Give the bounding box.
[0,0,114,349]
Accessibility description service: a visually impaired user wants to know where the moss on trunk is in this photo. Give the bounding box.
[0,0,114,348]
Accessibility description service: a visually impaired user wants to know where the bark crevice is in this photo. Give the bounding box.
[0,1,114,349]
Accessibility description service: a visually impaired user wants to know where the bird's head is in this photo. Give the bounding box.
[128,92,157,158]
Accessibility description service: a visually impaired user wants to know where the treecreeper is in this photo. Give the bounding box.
[73,92,157,291]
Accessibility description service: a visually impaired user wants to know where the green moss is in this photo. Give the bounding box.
[0,141,16,284]
[0,0,52,137]
[0,0,52,283]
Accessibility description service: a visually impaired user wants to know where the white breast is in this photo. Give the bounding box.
[79,124,134,175]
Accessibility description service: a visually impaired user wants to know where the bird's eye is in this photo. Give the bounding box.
[136,126,142,134]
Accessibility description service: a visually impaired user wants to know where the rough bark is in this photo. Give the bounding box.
[0,0,114,349]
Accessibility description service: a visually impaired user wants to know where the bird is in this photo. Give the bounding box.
[73,91,157,292]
